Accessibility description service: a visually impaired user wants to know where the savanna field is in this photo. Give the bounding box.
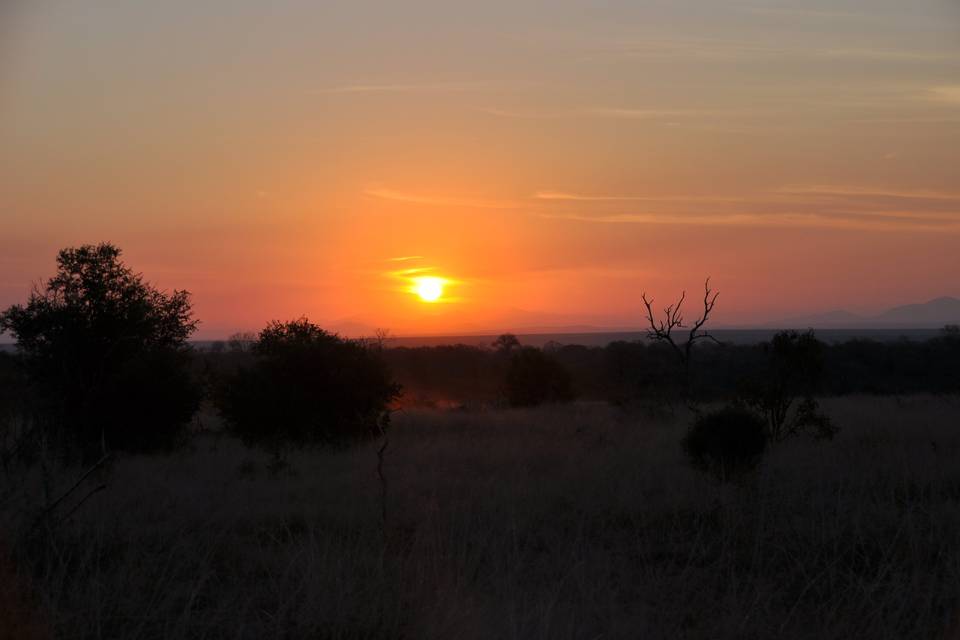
[5,395,960,640]
[5,2,960,638]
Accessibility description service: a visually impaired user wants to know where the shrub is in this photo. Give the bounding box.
[0,243,201,460]
[682,404,768,480]
[215,318,401,453]
[503,347,575,407]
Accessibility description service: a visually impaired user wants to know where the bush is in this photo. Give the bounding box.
[0,243,201,460]
[215,318,401,453]
[682,405,768,480]
[504,347,575,407]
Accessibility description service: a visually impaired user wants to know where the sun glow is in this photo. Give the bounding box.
[412,277,446,303]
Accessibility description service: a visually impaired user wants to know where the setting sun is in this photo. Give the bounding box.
[412,277,446,303]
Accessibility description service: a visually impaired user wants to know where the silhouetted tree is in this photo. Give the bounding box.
[641,278,720,395]
[503,347,575,407]
[227,332,257,352]
[215,318,401,456]
[0,243,201,460]
[742,330,837,442]
[492,333,521,355]
[642,278,720,368]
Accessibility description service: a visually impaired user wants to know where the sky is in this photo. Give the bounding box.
[1,0,959,337]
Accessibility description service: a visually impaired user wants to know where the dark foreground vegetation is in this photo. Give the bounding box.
[4,400,960,639]
[2,244,959,639]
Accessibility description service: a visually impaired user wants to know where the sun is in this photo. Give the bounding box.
[412,276,446,303]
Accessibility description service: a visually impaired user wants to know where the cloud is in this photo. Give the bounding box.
[738,6,867,20]
[480,106,721,121]
[581,107,711,119]
[534,183,960,232]
[535,190,745,203]
[477,107,571,119]
[364,188,525,210]
[814,49,951,62]
[366,184,960,232]
[540,211,960,233]
[319,82,486,95]
[776,185,960,202]
[567,31,954,64]
[930,86,960,104]
[387,255,424,262]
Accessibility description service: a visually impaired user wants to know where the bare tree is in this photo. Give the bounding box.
[641,278,720,386]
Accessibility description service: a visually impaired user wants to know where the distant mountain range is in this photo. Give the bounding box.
[776,296,960,329]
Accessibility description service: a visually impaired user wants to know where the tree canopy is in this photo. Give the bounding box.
[215,318,401,452]
[0,243,200,458]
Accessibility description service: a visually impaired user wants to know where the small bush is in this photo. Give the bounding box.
[215,318,401,453]
[504,347,575,407]
[683,404,768,480]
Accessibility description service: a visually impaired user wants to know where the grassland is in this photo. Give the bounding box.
[4,395,960,639]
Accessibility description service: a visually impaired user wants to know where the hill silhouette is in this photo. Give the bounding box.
[776,296,960,329]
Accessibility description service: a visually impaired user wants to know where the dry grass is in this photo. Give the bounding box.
[4,395,960,639]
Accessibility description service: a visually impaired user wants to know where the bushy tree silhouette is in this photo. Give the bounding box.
[503,346,575,407]
[215,318,401,455]
[743,330,837,442]
[492,333,521,355]
[0,243,200,459]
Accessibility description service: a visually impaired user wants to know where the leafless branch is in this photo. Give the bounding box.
[642,278,721,370]
[32,452,112,530]
[686,278,720,348]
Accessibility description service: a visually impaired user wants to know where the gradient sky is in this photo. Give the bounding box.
[2,0,959,337]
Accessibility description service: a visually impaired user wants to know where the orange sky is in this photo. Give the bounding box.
[1,1,959,337]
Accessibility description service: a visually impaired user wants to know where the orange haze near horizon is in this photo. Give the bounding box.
[1,1,959,338]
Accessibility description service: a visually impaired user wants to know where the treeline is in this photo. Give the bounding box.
[364,330,960,407]
[184,325,960,424]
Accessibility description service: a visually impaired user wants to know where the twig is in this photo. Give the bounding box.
[32,452,111,529]
[376,414,390,543]
[63,484,107,520]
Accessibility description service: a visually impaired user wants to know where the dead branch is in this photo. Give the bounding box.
[376,411,391,544]
[642,278,721,371]
[63,484,107,520]
[32,452,111,530]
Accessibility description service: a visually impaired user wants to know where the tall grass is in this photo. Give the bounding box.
[4,396,960,639]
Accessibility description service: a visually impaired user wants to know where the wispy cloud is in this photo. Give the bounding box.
[387,255,424,262]
[365,188,525,210]
[813,48,952,62]
[535,190,745,203]
[535,183,960,232]
[569,32,955,64]
[582,107,711,119]
[477,107,571,119]
[776,185,960,202]
[366,184,960,232]
[319,82,487,95]
[541,211,960,233]
[480,106,721,120]
[738,6,869,20]
[930,86,960,104]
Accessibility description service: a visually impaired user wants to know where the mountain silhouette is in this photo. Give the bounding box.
[777,296,960,328]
